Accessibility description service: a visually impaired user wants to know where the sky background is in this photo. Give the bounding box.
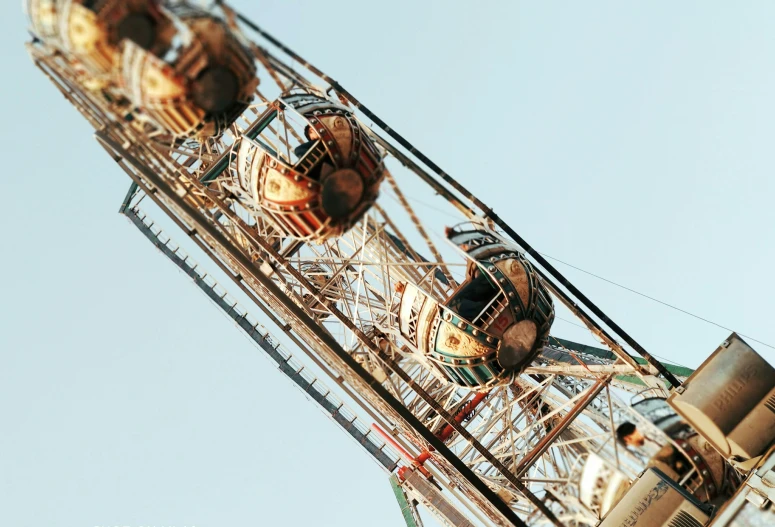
[2,1,774,526]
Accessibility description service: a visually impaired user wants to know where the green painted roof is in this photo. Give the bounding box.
[550,336,695,385]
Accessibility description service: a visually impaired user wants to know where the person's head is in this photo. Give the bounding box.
[304,125,319,141]
[616,422,646,447]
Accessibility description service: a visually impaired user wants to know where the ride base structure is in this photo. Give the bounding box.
[24,1,775,526]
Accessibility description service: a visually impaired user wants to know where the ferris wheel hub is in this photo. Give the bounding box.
[192,65,240,114]
[498,319,538,369]
[320,168,365,219]
[116,13,157,51]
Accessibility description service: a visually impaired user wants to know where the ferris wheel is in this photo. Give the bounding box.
[23,2,775,526]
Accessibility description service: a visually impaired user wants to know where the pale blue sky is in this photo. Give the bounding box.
[1,2,774,527]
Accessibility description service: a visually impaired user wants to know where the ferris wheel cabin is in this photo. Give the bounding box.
[229,93,386,242]
[595,334,775,526]
[27,1,259,138]
[119,10,258,138]
[27,0,177,78]
[396,225,555,388]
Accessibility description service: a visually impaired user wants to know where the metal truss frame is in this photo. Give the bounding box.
[24,2,699,525]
